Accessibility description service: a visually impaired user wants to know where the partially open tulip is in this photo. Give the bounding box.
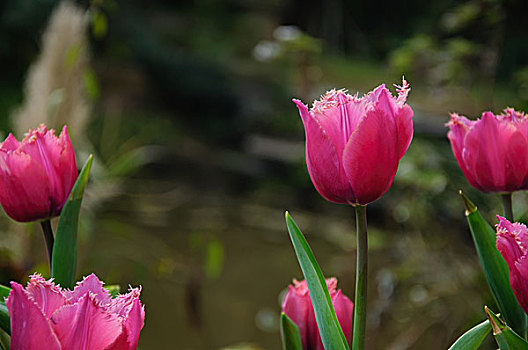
[293,79,413,205]
[496,216,528,314]
[0,124,77,222]
[282,278,353,350]
[6,273,145,350]
[447,109,528,192]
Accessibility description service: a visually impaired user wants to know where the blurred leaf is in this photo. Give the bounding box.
[52,155,93,289]
[285,211,348,350]
[485,306,528,349]
[0,286,10,302]
[64,43,82,68]
[83,68,100,101]
[205,239,224,279]
[448,319,490,350]
[92,11,107,39]
[0,303,9,335]
[460,191,526,336]
[105,284,120,298]
[280,313,302,350]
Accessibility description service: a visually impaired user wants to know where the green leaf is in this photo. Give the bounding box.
[0,285,10,302]
[459,191,526,336]
[280,313,302,350]
[0,303,9,335]
[105,285,120,298]
[448,319,490,350]
[51,155,93,289]
[285,212,349,350]
[485,306,528,349]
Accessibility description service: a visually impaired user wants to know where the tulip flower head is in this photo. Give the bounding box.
[6,273,145,350]
[294,79,413,206]
[0,124,77,222]
[282,278,353,350]
[496,216,528,314]
[447,109,528,193]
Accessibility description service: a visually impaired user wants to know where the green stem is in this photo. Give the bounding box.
[501,193,513,222]
[40,220,54,271]
[352,205,368,350]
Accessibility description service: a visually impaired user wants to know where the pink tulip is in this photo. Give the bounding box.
[0,124,77,222]
[6,273,145,350]
[282,278,353,350]
[446,109,528,192]
[293,79,413,205]
[496,216,528,314]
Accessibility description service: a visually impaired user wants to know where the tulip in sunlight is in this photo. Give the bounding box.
[0,124,77,222]
[293,79,414,205]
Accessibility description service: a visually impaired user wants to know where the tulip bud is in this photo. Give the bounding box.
[294,79,413,206]
[446,109,528,193]
[0,124,77,222]
[496,216,528,314]
[6,273,145,349]
[281,278,353,350]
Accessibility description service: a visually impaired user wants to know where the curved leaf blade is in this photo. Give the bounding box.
[285,211,348,350]
[486,306,528,349]
[51,155,93,289]
[448,319,490,350]
[281,313,302,350]
[460,192,526,336]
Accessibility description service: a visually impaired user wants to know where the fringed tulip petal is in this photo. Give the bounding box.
[282,278,353,350]
[294,80,413,206]
[7,282,61,350]
[51,294,122,350]
[343,92,399,205]
[6,273,145,349]
[496,217,528,314]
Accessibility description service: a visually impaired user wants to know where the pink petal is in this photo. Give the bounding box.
[51,294,123,350]
[107,298,145,350]
[395,104,414,160]
[6,282,61,350]
[54,126,77,212]
[0,134,19,152]
[332,290,353,347]
[282,284,311,349]
[67,273,112,306]
[514,255,528,314]
[342,92,399,205]
[25,274,66,319]
[294,100,355,204]
[0,151,51,222]
[463,112,528,192]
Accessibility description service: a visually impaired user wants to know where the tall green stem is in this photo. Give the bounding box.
[501,193,513,222]
[352,205,368,350]
[40,220,54,271]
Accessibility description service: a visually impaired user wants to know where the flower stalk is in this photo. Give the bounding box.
[352,205,368,350]
[40,220,54,270]
[501,193,514,222]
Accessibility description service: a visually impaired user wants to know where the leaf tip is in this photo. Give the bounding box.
[485,306,503,335]
[458,190,477,215]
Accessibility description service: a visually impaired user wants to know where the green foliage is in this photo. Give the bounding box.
[51,155,93,289]
[448,319,490,350]
[485,307,528,349]
[460,192,526,336]
[280,313,302,350]
[285,212,348,350]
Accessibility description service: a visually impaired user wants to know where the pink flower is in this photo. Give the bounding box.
[6,273,145,350]
[0,124,77,222]
[496,216,528,314]
[293,79,413,205]
[446,109,528,192]
[282,278,353,350]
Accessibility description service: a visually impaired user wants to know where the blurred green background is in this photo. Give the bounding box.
[0,0,528,348]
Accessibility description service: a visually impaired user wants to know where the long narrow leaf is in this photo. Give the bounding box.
[448,319,490,350]
[51,155,93,289]
[460,192,526,335]
[485,306,528,349]
[281,313,302,350]
[285,211,348,350]
[0,286,10,301]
